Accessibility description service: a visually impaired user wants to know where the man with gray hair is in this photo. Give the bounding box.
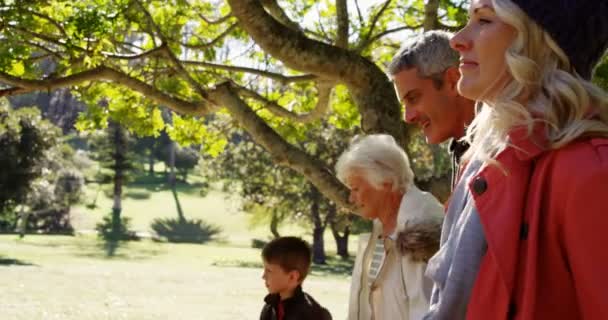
[388,31,484,320]
[388,30,476,189]
[336,134,443,320]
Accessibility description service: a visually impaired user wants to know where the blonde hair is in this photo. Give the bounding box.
[463,0,608,164]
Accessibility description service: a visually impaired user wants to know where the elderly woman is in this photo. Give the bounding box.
[336,134,444,320]
[425,0,608,319]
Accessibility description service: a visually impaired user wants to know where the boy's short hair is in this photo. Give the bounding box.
[262,236,312,282]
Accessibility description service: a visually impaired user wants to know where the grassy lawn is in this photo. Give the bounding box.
[72,171,361,250]
[0,235,352,319]
[1,172,359,319]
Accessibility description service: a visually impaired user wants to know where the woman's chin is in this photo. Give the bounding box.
[457,80,483,101]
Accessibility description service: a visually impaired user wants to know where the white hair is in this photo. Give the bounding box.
[463,0,608,165]
[335,134,415,193]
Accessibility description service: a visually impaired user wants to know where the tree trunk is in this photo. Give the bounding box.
[309,184,326,264]
[148,147,155,175]
[17,206,28,238]
[111,122,125,238]
[168,140,176,185]
[270,211,281,238]
[329,208,351,260]
[332,225,349,259]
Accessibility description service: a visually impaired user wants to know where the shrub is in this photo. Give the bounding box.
[95,214,139,241]
[150,217,221,244]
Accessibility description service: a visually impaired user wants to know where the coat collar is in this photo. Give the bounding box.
[507,123,549,161]
[263,285,305,307]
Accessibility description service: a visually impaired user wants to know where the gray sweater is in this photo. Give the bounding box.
[423,160,487,320]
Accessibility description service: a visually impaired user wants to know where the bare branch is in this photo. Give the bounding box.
[235,80,333,122]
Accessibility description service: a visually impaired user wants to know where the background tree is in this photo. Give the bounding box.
[202,118,361,262]
[0,101,59,228]
[0,0,469,212]
[89,120,139,239]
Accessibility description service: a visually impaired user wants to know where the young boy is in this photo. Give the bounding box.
[260,236,332,320]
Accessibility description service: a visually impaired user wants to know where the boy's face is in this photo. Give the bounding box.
[262,260,300,297]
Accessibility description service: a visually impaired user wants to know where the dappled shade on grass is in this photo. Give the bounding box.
[212,255,355,278]
[310,256,355,277]
[0,256,36,266]
[150,217,221,244]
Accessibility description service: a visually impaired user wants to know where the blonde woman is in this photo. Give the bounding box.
[424,0,608,319]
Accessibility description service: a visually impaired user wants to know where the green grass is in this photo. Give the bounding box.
[0,235,352,320]
[73,172,360,251]
[2,170,359,319]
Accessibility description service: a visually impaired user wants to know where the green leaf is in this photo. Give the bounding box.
[10,61,25,76]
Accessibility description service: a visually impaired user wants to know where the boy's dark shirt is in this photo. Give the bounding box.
[259,285,332,320]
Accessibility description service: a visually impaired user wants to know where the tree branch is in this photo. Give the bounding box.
[361,0,393,47]
[438,22,464,32]
[209,82,353,210]
[184,60,316,83]
[227,0,409,146]
[259,0,303,34]
[235,81,333,123]
[103,44,167,61]
[355,25,420,52]
[423,0,440,31]
[227,0,380,89]
[134,0,209,101]
[198,12,233,25]
[20,7,68,38]
[0,67,207,115]
[183,23,239,49]
[354,0,365,29]
[335,0,349,48]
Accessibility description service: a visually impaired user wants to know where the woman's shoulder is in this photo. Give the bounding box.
[548,137,608,170]
[542,137,608,191]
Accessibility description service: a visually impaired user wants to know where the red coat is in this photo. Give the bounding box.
[464,127,608,320]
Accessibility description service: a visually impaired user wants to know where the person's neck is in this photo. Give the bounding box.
[377,192,403,237]
[279,286,298,301]
[453,97,476,140]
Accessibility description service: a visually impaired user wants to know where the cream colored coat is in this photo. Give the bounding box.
[347,185,443,320]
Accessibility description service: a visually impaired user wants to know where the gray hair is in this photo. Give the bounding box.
[387,30,459,88]
[335,134,415,193]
